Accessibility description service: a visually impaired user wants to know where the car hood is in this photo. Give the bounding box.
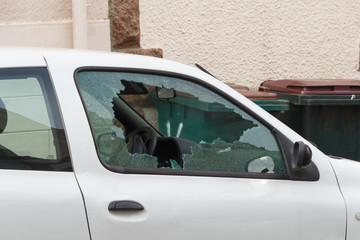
[328,156,360,240]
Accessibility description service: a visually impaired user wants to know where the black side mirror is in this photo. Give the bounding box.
[292,141,312,169]
[273,129,319,181]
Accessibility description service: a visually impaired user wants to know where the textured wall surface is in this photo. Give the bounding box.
[1,0,72,22]
[140,0,360,88]
[0,0,110,50]
[0,0,108,22]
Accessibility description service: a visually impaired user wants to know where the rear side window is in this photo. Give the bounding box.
[0,68,71,171]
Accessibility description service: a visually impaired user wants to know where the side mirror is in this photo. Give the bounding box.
[273,129,319,181]
[156,87,175,99]
[292,141,312,169]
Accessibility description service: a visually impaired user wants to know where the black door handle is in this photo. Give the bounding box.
[108,200,144,211]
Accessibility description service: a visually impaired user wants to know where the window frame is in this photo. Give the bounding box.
[0,67,72,172]
[75,67,295,180]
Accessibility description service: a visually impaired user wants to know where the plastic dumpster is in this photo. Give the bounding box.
[260,79,360,161]
[153,94,255,143]
[226,82,289,112]
[153,84,289,143]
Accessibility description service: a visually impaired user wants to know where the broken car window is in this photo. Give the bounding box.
[76,71,287,175]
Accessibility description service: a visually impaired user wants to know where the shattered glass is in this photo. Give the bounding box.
[77,71,286,174]
[183,139,286,173]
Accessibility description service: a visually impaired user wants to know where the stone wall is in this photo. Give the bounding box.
[109,0,162,58]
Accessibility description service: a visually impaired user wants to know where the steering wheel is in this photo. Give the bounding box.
[126,127,158,155]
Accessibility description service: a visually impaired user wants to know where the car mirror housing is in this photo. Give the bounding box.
[274,130,319,181]
[292,141,312,169]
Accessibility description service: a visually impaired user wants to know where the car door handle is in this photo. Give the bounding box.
[108,201,144,211]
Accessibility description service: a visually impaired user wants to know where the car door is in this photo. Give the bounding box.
[66,68,346,240]
[0,57,89,240]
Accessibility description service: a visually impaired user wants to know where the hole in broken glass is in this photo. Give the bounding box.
[182,139,285,173]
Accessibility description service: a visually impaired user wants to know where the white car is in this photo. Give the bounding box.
[0,48,358,240]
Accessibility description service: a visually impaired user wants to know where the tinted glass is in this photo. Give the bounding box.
[0,68,71,171]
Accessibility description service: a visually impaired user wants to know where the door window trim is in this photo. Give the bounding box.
[74,67,298,180]
[0,67,72,171]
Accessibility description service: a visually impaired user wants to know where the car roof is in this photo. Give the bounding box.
[0,47,206,79]
[0,47,237,96]
[0,46,255,104]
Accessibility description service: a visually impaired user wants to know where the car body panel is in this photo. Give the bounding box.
[43,50,346,240]
[0,170,90,240]
[0,52,89,240]
[0,48,353,240]
[329,157,360,240]
[0,50,46,68]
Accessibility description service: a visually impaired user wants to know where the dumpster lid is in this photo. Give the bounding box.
[260,79,360,95]
[226,82,278,100]
[242,91,278,100]
[226,83,250,92]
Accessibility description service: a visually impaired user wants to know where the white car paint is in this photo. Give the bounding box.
[0,50,89,240]
[0,170,90,240]
[329,157,360,240]
[0,48,357,240]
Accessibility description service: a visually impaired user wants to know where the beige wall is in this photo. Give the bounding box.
[1,0,108,22]
[0,0,110,50]
[1,0,72,22]
[140,0,360,88]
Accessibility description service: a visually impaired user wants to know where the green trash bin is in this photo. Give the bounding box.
[153,95,255,143]
[260,79,360,161]
[153,84,289,143]
[226,82,289,112]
